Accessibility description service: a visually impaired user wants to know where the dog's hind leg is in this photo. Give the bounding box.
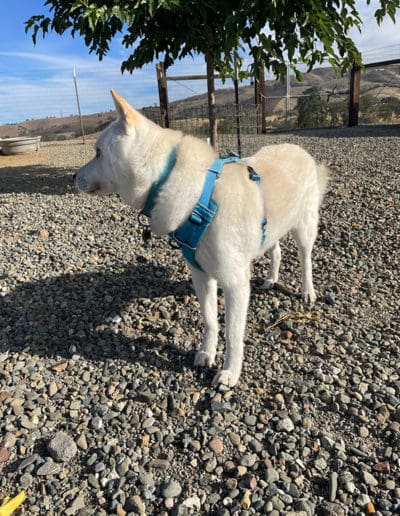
[212,267,251,387]
[263,242,281,289]
[292,204,319,304]
[191,267,219,368]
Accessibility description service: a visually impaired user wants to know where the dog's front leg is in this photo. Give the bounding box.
[190,267,219,368]
[212,268,250,387]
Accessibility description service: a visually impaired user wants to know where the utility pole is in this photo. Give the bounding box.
[73,67,85,144]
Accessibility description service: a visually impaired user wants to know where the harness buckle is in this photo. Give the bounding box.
[190,211,203,225]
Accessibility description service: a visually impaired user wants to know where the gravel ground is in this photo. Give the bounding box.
[0,125,399,516]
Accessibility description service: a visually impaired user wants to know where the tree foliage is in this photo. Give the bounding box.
[25,0,399,81]
[297,87,328,128]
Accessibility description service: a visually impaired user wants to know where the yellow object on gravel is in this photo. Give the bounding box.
[0,491,25,516]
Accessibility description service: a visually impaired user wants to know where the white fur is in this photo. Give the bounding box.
[75,90,329,387]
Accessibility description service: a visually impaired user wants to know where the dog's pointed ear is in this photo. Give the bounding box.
[110,89,139,126]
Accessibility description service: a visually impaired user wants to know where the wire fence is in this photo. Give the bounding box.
[1,56,399,155]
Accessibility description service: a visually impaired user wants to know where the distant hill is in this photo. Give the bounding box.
[1,65,399,140]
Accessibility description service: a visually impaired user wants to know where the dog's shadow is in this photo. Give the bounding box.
[0,263,201,375]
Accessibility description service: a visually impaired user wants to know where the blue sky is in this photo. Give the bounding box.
[0,1,399,124]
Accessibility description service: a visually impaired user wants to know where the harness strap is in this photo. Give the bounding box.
[140,149,267,271]
[170,156,242,270]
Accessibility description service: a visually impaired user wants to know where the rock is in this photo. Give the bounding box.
[47,432,78,462]
[161,480,182,499]
[0,447,10,463]
[265,467,280,483]
[240,490,251,509]
[181,495,201,510]
[319,501,345,516]
[329,471,338,502]
[208,436,224,454]
[36,460,62,476]
[362,470,378,487]
[76,434,88,451]
[276,417,295,432]
[125,495,146,514]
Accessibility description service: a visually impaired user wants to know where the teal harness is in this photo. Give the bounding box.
[141,149,267,270]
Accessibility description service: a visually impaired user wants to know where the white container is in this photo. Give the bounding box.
[0,136,41,155]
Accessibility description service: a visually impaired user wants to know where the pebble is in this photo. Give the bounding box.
[36,461,62,476]
[363,470,378,487]
[161,480,182,499]
[329,471,338,502]
[276,417,295,432]
[47,432,78,462]
[208,436,224,454]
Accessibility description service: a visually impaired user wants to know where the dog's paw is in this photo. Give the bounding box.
[212,370,239,387]
[302,290,316,304]
[261,279,275,290]
[194,351,215,368]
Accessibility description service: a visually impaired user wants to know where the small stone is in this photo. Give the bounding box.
[116,457,131,477]
[240,490,251,510]
[38,228,49,239]
[19,473,34,489]
[161,480,182,499]
[48,382,58,397]
[265,467,279,483]
[329,471,338,502]
[181,495,201,510]
[228,432,241,446]
[385,479,395,490]
[362,470,378,487]
[319,501,345,515]
[125,495,145,514]
[0,447,10,463]
[365,501,376,514]
[36,461,62,476]
[76,434,88,451]
[240,454,257,467]
[372,462,390,473]
[236,465,247,477]
[244,415,257,426]
[276,417,294,432]
[91,416,103,430]
[325,292,336,305]
[88,474,100,489]
[48,432,78,462]
[356,494,371,506]
[208,436,224,454]
[2,432,16,449]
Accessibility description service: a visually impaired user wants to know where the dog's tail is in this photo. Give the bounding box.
[316,163,329,205]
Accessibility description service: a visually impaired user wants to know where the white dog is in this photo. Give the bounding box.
[75,90,328,387]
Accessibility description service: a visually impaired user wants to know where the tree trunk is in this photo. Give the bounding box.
[206,49,217,149]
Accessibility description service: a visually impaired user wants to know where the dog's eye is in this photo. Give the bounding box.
[96,147,101,158]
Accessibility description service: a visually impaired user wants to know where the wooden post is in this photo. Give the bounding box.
[348,64,361,127]
[254,61,266,134]
[156,62,170,128]
[206,50,217,149]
